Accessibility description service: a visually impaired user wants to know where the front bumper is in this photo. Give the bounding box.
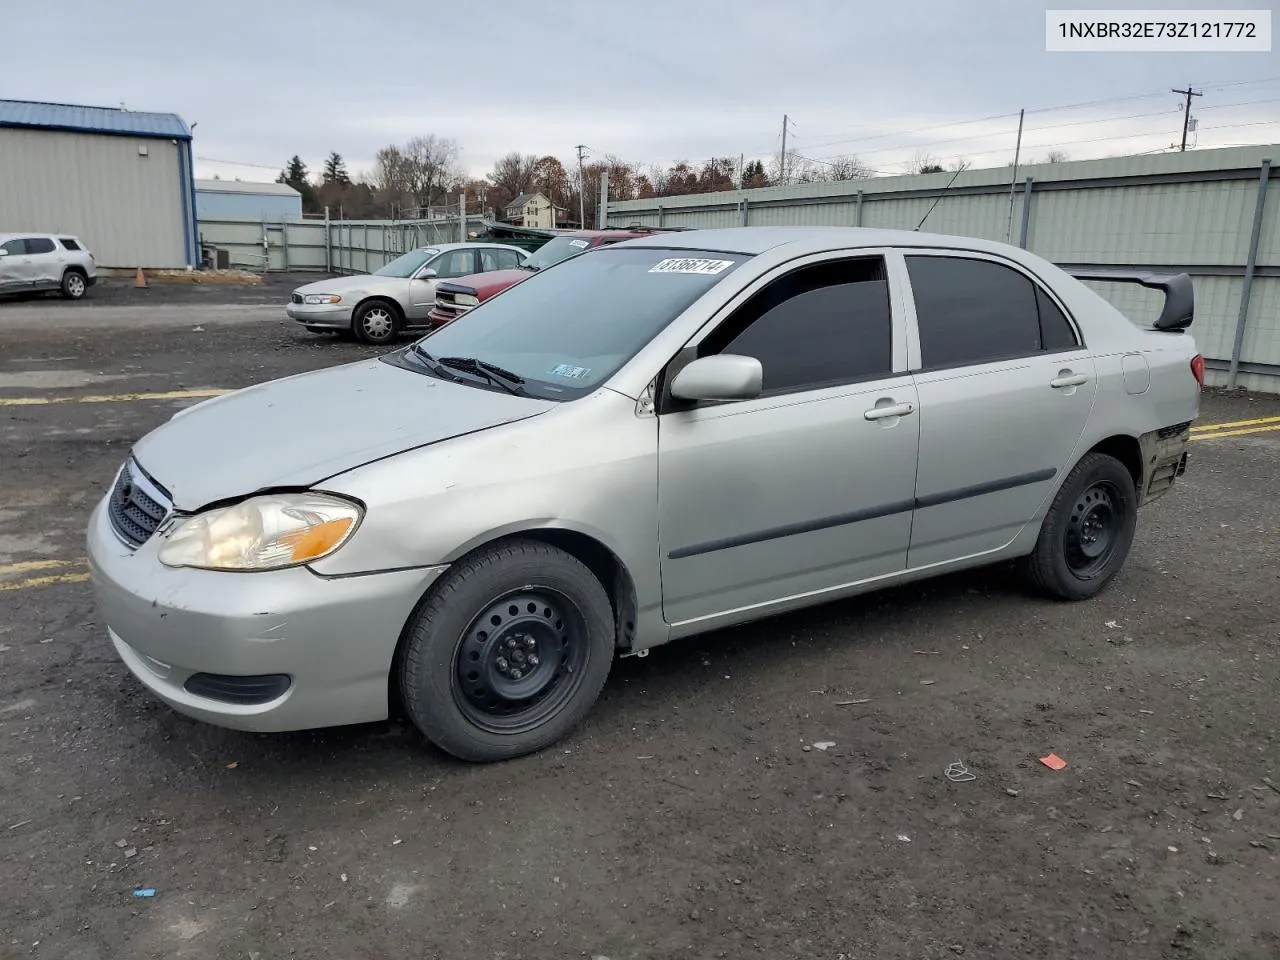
[286,302,353,328]
[86,498,446,732]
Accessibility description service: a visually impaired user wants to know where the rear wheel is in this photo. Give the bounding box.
[60,270,87,300]
[399,539,615,762]
[352,300,401,345]
[1022,452,1138,600]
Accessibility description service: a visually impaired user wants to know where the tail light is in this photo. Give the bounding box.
[1190,354,1205,390]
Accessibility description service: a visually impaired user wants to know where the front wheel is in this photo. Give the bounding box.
[399,540,615,762]
[1021,452,1138,600]
[60,270,87,300]
[352,300,401,345]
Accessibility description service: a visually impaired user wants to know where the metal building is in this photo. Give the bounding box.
[0,99,197,269]
[195,179,303,222]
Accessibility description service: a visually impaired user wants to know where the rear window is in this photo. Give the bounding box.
[59,238,81,251]
[413,247,748,399]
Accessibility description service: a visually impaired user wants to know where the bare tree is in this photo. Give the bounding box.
[907,150,945,174]
[488,152,539,213]
[1044,149,1070,163]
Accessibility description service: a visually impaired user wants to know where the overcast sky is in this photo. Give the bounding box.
[8,0,1278,182]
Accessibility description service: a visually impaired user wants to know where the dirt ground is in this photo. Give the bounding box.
[1,293,1278,960]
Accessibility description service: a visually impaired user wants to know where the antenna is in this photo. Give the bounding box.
[915,162,969,231]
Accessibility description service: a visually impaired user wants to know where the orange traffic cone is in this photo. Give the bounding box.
[134,267,147,288]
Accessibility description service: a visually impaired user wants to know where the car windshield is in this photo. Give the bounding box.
[410,246,747,399]
[521,236,598,270]
[373,249,438,278]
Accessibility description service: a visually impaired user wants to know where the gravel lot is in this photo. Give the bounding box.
[2,288,1278,960]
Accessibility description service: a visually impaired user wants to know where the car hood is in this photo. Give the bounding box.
[293,274,403,297]
[454,268,534,298]
[131,358,555,511]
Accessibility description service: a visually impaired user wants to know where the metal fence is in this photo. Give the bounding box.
[606,145,1279,393]
[196,214,493,275]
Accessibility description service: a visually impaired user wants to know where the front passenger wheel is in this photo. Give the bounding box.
[398,539,615,762]
[1021,452,1138,601]
[352,300,401,345]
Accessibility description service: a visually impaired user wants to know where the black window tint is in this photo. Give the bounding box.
[703,258,893,393]
[1,238,28,255]
[906,256,1041,368]
[1036,285,1079,350]
[25,237,55,255]
[59,238,81,251]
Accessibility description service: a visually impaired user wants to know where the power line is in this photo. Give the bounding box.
[196,156,280,171]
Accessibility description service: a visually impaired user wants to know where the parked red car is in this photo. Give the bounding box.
[426,226,681,327]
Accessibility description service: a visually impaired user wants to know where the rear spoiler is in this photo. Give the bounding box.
[1065,268,1194,331]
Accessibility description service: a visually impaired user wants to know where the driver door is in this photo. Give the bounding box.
[0,238,30,291]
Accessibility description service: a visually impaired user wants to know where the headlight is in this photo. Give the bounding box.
[157,493,362,571]
[303,293,342,305]
[453,293,479,307]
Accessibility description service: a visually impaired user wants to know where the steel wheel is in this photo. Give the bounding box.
[1063,480,1124,579]
[451,588,589,735]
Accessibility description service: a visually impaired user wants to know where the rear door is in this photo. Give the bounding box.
[902,250,1096,568]
[657,251,920,626]
[24,237,59,286]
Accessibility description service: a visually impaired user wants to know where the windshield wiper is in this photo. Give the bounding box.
[518,263,540,272]
[437,356,526,395]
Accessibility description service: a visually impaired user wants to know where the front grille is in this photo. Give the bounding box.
[107,459,172,548]
[291,293,303,304]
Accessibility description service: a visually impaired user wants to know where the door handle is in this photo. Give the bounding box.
[1050,373,1088,388]
[864,401,915,421]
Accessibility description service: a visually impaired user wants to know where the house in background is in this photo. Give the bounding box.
[503,191,568,229]
[195,178,303,222]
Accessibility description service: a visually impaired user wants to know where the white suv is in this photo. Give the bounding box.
[0,233,97,300]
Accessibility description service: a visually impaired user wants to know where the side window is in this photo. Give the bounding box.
[478,248,501,272]
[699,257,894,395]
[25,237,56,255]
[497,249,523,269]
[1,238,29,255]
[429,249,476,279]
[906,256,1042,369]
[59,238,81,251]
[1036,285,1080,350]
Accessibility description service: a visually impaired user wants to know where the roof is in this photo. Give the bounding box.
[195,179,301,197]
[0,99,191,140]
[611,225,1034,256]
[505,192,542,209]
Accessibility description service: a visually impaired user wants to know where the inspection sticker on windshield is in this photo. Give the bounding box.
[649,258,734,275]
[568,239,590,249]
[548,363,591,380]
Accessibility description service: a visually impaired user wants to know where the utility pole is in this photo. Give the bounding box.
[574,144,588,227]
[1005,108,1025,243]
[779,114,788,185]
[1173,85,1202,151]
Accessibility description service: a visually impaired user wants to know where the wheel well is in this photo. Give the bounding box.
[1087,435,1143,489]
[356,295,403,319]
[385,528,639,723]
[63,266,86,278]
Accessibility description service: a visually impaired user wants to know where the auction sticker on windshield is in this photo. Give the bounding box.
[648,258,735,275]
[568,239,590,249]
[548,363,591,380]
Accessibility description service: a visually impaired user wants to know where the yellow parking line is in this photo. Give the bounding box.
[0,559,85,576]
[0,572,91,592]
[1191,414,1280,433]
[0,388,232,407]
[1190,423,1280,441]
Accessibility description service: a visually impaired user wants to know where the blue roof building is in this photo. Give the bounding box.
[0,99,198,268]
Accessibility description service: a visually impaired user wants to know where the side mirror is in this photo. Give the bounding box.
[0,249,9,257]
[416,267,437,280]
[669,354,763,403]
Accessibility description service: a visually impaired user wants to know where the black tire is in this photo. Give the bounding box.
[352,299,401,345]
[60,270,88,300]
[399,539,615,762]
[1022,452,1138,601]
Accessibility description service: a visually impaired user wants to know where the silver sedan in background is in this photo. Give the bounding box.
[89,226,1201,763]
[286,241,528,344]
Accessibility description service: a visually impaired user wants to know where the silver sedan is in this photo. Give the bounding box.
[286,241,528,344]
[89,226,1202,762]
